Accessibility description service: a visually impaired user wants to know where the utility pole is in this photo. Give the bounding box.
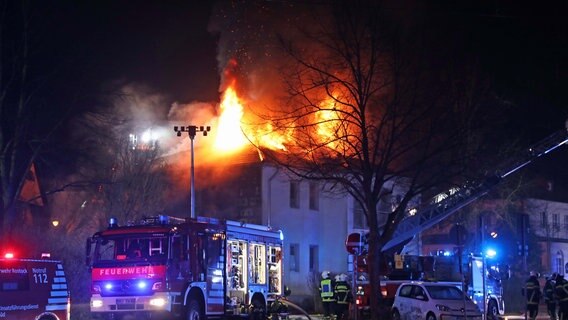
[174,125,210,219]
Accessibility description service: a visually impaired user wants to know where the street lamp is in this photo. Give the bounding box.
[174,125,211,219]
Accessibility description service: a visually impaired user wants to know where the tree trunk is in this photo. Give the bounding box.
[367,229,384,320]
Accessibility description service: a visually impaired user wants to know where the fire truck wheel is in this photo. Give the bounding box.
[486,299,498,320]
[391,309,401,320]
[187,300,204,320]
[251,298,266,320]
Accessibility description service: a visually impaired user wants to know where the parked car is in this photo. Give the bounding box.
[391,281,482,320]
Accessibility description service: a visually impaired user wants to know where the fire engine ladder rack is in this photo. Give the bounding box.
[381,128,568,253]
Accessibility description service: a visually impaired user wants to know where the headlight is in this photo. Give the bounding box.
[436,304,451,312]
[150,298,167,307]
[91,299,104,308]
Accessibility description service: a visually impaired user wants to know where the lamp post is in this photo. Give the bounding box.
[174,125,211,219]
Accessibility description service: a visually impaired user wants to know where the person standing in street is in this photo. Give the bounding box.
[555,274,568,320]
[545,273,558,320]
[320,271,336,320]
[526,271,541,320]
[334,274,352,320]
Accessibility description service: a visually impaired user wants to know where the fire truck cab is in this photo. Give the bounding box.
[86,215,284,320]
[0,253,70,320]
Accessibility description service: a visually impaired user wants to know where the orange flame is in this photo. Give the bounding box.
[213,87,248,153]
[213,84,292,154]
[211,82,352,158]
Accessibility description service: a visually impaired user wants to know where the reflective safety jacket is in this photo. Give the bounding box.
[555,277,568,302]
[525,276,541,305]
[334,281,352,305]
[544,280,556,302]
[320,279,335,302]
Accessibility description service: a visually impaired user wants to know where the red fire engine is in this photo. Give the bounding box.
[86,215,284,320]
[0,252,70,320]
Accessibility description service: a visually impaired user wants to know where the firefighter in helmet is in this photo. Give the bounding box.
[334,273,352,320]
[319,270,335,319]
[555,273,568,320]
[525,271,541,320]
[545,273,558,320]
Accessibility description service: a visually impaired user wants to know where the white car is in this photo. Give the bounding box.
[391,282,482,320]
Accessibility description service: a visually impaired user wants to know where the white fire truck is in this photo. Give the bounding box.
[86,215,284,320]
[0,252,70,320]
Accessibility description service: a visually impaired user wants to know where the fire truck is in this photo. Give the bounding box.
[346,124,568,319]
[0,252,70,320]
[352,253,508,316]
[86,215,284,320]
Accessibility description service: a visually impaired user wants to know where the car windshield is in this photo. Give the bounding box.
[425,285,465,300]
[94,236,169,263]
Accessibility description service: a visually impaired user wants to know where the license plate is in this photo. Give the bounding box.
[116,298,135,304]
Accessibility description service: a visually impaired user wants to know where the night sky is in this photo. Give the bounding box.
[38,1,565,126]
[14,1,568,195]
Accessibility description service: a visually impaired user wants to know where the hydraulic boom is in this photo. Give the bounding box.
[382,126,568,252]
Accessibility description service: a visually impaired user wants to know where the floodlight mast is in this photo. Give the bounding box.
[174,125,211,219]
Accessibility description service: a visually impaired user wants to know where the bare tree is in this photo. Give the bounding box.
[0,1,63,238]
[260,2,488,318]
[62,106,171,229]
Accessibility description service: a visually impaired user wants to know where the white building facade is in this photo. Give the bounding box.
[523,198,568,276]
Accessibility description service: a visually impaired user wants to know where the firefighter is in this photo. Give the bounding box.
[525,271,541,320]
[545,273,558,320]
[320,270,335,319]
[555,274,568,320]
[334,273,352,320]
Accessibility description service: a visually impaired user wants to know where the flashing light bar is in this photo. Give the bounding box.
[109,217,118,228]
[4,253,14,259]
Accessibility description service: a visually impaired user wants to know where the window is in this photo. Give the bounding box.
[399,285,412,298]
[553,214,559,229]
[353,201,367,229]
[309,245,319,272]
[290,181,300,208]
[564,215,568,228]
[412,286,427,300]
[309,182,320,211]
[541,212,547,227]
[289,243,300,272]
[557,251,564,275]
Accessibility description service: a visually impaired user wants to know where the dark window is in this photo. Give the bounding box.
[290,181,300,209]
[289,243,300,272]
[398,285,412,297]
[412,286,427,300]
[309,182,319,211]
[309,245,319,272]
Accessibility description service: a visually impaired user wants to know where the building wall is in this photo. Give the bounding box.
[261,165,350,304]
[524,198,568,275]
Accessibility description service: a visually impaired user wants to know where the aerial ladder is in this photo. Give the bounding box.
[381,124,568,252]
